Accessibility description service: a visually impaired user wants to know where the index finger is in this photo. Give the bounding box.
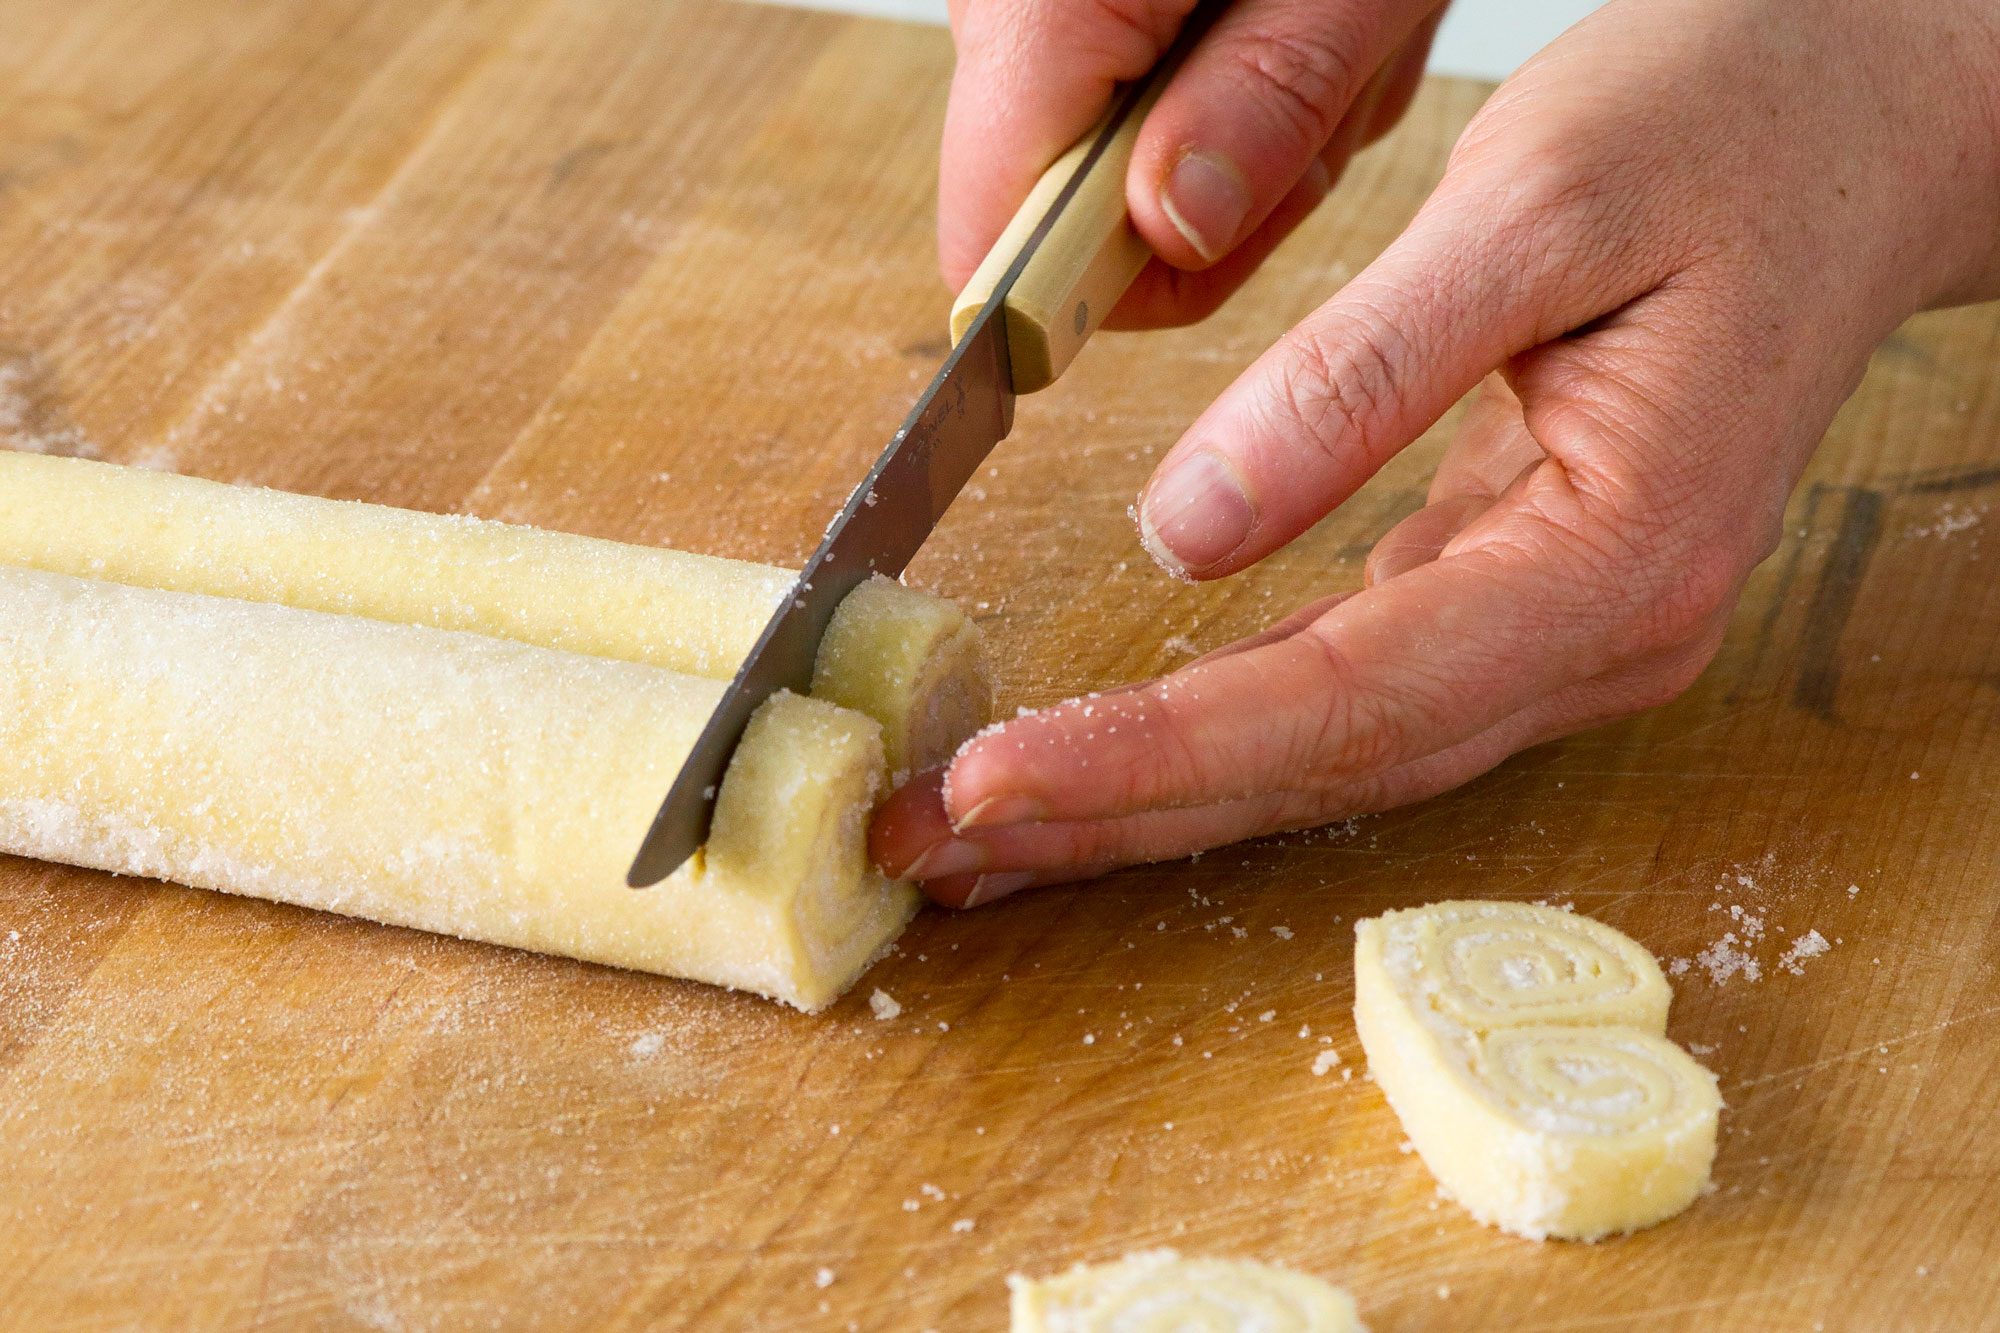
[942,492,1649,833]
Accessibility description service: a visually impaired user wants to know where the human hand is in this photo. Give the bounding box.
[880,0,2000,907]
[939,0,1450,326]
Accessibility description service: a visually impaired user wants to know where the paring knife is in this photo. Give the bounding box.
[626,26,1208,887]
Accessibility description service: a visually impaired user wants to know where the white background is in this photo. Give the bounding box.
[760,0,1610,83]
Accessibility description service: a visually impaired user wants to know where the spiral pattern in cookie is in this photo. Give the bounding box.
[1008,1250,1364,1332]
[1478,1025,1717,1137]
[1399,901,1670,1033]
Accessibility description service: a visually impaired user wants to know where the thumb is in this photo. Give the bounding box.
[1135,161,1670,579]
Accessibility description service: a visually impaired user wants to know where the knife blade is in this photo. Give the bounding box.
[626,26,1201,886]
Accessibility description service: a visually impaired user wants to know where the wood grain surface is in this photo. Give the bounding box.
[3,1,1997,1328]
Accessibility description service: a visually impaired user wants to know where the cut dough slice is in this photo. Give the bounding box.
[0,564,915,1011]
[1354,901,1720,1241]
[0,452,987,770]
[1009,1249,1365,1332]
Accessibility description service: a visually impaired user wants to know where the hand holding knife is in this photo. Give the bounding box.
[627,10,1216,886]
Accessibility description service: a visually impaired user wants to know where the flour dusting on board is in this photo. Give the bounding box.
[1665,859,1842,985]
[0,354,97,458]
[1906,500,1987,541]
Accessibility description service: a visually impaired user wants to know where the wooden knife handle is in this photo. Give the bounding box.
[948,72,1175,394]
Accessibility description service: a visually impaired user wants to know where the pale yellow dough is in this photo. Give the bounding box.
[1353,901,1721,1240]
[0,458,994,1010]
[1009,1250,1365,1332]
[0,453,988,771]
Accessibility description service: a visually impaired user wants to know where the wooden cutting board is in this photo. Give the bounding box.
[3,1,1996,1327]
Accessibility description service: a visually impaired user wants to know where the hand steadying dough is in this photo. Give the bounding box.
[873,0,2000,906]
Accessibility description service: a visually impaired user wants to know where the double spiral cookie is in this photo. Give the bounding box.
[1355,902,1720,1241]
[1009,1250,1363,1332]
[1411,901,1671,1033]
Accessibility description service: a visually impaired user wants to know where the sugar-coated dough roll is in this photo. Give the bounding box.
[0,565,916,1011]
[1009,1250,1365,1332]
[0,453,988,771]
[1354,901,1720,1241]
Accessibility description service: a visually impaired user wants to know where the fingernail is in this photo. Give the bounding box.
[1138,449,1255,575]
[954,794,1047,831]
[961,872,1036,909]
[1161,149,1251,263]
[902,838,986,882]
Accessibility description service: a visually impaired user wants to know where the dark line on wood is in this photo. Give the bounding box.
[1735,482,1827,704]
[1793,486,1883,722]
[1899,462,2000,495]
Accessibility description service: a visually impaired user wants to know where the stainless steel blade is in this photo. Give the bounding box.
[624,312,1013,885]
[627,67,1162,887]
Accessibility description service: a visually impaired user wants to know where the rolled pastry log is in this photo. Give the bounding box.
[1354,902,1720,1240]
[0,564,916,1011]
[1008,1250,1365,1332]
[0,453,987,771]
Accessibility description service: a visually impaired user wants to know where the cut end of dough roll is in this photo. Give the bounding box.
[704,691,921,1009]
[1008,1250,1366,1332]
[815,575,992,773]
[1354,901,1721,1241]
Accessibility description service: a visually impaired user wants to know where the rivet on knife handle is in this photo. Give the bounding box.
[948,70,1179,393]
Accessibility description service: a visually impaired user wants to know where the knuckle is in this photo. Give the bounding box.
[1292,630,1427,780]
[1107,684,1227,808]
[1071,0,1180,64]
[1500,481,1731,664]
[1641,548,1740,649]
[1580,512,1740,656]
[1439,104,1657,280]
[1450,80,1632,201]
[1531,439,1763,661]
[1625,643,1719,713]
[960,0,1168,77]
[1266,307,1409,471]
[1213,19,1368,155]
[1061,820,1136,869]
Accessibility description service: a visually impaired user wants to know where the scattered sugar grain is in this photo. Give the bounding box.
[1779,929,1831,975]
